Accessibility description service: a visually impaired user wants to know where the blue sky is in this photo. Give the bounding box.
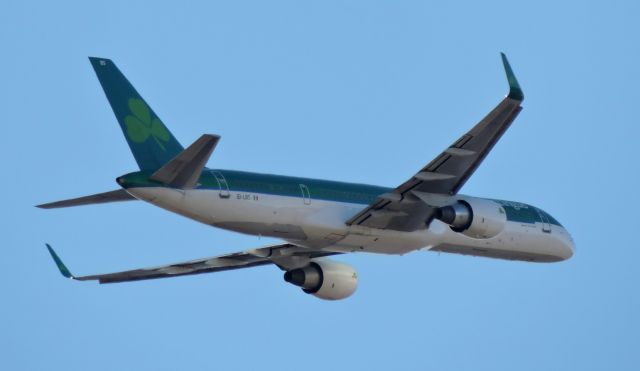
[2,1,638,370]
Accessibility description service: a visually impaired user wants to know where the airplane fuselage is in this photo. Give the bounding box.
[119,169,574,263]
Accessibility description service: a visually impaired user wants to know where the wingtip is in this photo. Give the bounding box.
[500,53,524,101]
[45,244,74,279]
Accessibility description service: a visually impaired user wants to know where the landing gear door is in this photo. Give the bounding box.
[213,171,231,199]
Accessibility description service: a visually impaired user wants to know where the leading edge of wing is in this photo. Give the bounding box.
[346,53,524,231]
[44,243,339,284]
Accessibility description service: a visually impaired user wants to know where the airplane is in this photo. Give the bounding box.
[41,53,575,300]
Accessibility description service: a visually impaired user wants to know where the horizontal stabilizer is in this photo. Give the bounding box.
[36,189,136,209]
[150,134,220,189]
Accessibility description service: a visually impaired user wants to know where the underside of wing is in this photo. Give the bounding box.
[347,53,524,232]
[45,243,339,284]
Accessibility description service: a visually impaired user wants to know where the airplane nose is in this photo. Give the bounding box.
[558,231,575,261]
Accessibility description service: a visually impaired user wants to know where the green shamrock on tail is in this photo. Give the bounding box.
[124,98,170,151]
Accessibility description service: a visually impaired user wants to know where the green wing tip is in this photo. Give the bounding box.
[45,244,74,279]
[500,53,524,101]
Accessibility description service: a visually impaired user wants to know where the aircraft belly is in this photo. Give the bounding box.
[311,224,430,254]
[126,187,213,225]
[291,199,363,248]
[200,191,312,239]
[428,220,571,262]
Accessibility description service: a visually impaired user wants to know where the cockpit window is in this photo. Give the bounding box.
[492,199,563,227]
[537,208,563,227]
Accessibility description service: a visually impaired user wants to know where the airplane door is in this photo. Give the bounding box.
[300,184,311,205]
[537,208,552,233]
[213,171,230,199]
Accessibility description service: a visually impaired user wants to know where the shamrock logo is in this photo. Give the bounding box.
[124,98,170,151]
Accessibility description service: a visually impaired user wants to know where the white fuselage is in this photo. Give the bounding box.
[126,187,574,263]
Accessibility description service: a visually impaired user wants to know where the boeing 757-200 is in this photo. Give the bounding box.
[41,54,574,300]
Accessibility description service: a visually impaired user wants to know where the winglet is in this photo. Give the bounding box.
[501,53,524,101]
[45,244,74,279]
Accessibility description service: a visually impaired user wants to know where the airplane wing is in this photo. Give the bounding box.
[45,243,338,284]
[347,53,524,232]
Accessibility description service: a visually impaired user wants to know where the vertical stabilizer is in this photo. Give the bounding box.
[89,57,184,170]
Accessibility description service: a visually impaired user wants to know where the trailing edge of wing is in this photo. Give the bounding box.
[150,134,220,189]
[36,189,136,209]
[44,243,339,284]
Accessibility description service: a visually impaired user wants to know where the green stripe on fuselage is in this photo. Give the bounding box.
[118,169,562,226]
[219,170,387,205]
[119,169,388,205]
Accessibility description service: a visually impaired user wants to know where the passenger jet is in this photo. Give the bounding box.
[41,54,574,300]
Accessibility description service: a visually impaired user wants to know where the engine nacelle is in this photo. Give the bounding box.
[283,260,358,300]
[435,198,507,239]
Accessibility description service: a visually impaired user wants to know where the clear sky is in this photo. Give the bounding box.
[2,1,638,370]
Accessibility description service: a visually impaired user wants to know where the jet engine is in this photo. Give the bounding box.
[434,198,507,239]
[284,260,358,300]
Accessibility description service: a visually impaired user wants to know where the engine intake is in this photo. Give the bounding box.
[435,198,507,239]
[436,201,473,231]
[284,264,323,292]
[284,260,358,300]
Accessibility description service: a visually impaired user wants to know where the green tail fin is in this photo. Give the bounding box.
[89,57,184,171]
